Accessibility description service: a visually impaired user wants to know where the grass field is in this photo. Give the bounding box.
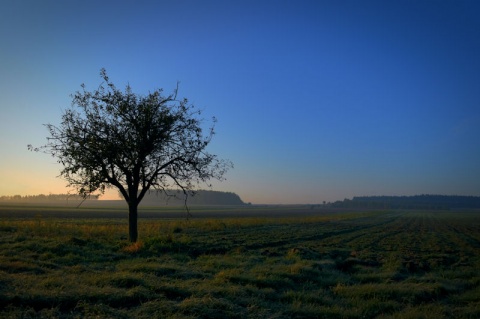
[0,205,479,318]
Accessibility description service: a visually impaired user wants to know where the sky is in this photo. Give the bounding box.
[1,0,479,204]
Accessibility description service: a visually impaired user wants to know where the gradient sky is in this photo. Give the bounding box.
[1,0,479,204]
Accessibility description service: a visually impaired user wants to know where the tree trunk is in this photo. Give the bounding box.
[128,201,138,242]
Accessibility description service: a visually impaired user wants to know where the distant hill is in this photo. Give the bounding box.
[139,190,246,206]
[0,191,245,206]
[332,195,480,210]
[0,194,99,202]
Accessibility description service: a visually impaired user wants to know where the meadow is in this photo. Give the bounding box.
[0,204,479,318]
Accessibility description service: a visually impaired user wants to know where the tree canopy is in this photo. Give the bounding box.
[30,69,232,241]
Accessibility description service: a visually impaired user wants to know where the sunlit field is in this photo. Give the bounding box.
[0,205,479,318]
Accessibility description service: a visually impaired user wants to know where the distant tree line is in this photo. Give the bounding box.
[139,190,245,206]
[0,194,99,202]
[331,195,480,210]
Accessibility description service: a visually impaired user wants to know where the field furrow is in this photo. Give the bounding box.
[0,207,479,318]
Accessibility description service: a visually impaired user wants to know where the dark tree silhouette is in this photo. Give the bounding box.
[29,69,232,242]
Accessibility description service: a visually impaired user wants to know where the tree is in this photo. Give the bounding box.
[29,69,232,242]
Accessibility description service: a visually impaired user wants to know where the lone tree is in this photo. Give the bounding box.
[29,69,232,242]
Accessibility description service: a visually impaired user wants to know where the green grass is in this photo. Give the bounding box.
[0,209,479,318]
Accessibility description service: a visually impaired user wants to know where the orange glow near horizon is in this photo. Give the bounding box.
[98,189,121,200]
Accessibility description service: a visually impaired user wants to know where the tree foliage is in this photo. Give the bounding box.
[29,69,232,241]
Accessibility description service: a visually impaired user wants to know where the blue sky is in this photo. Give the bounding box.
[1,0,479,204]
